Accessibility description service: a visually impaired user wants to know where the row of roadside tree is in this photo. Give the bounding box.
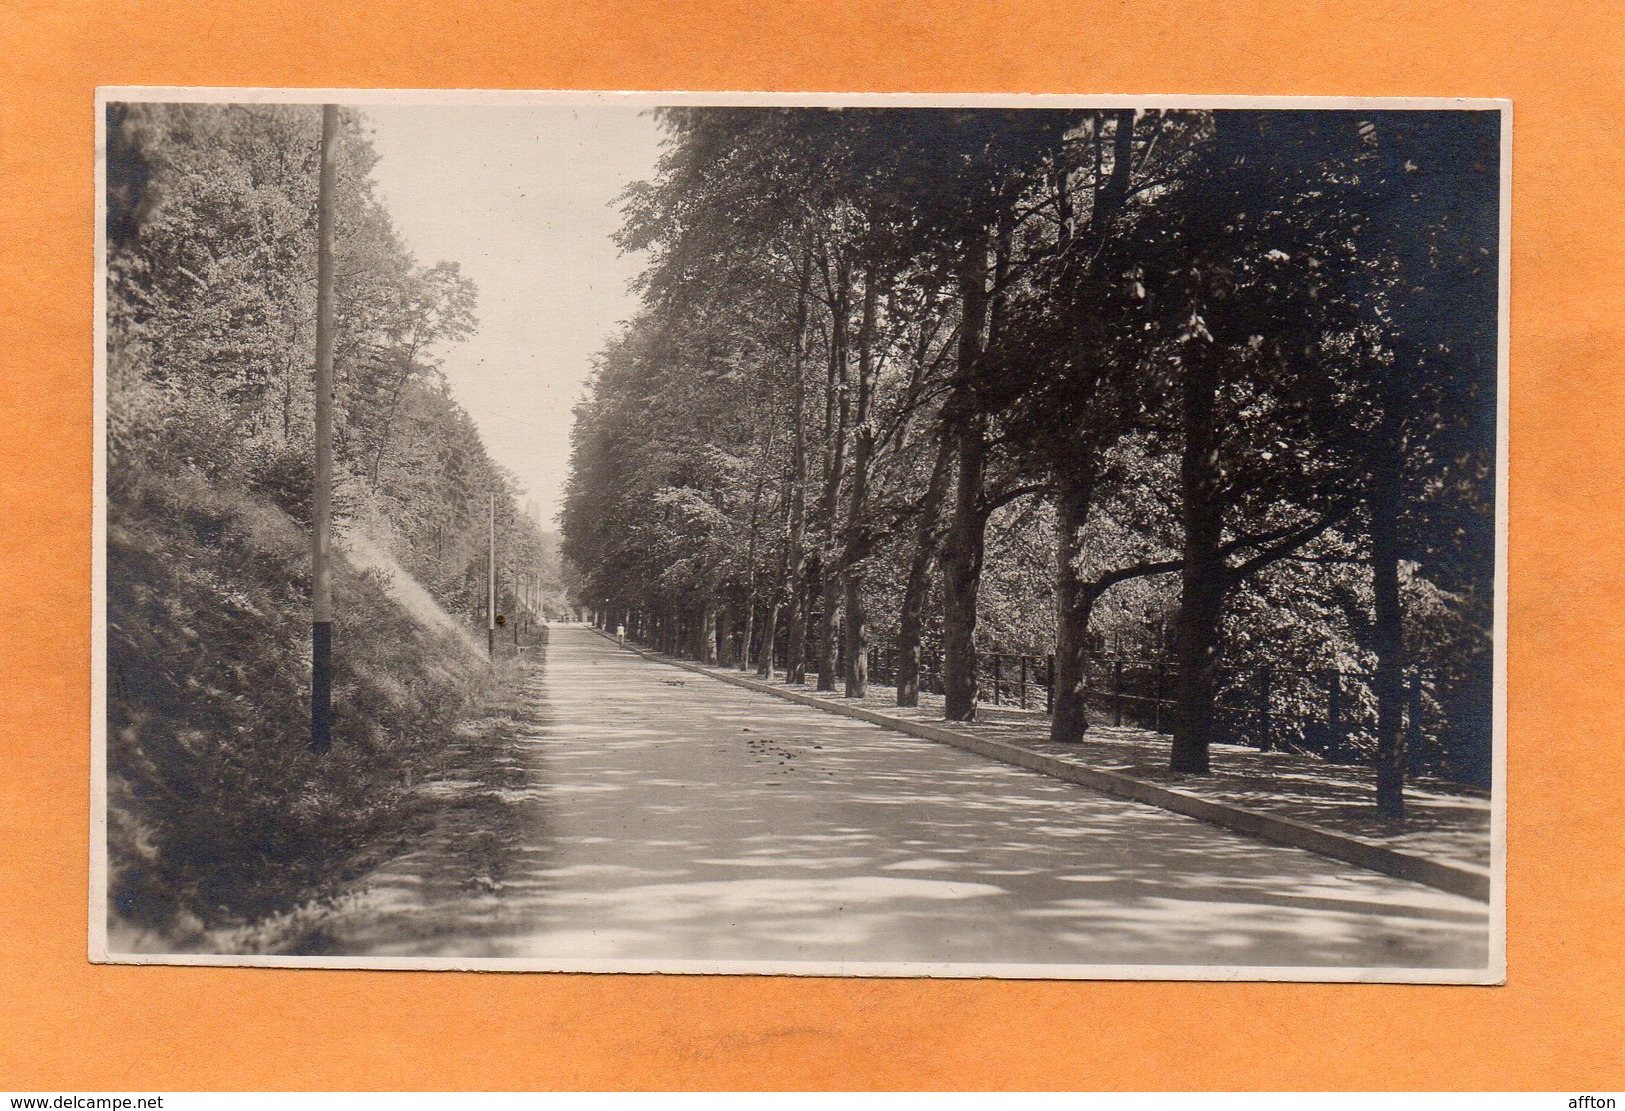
[564,107,1500,816]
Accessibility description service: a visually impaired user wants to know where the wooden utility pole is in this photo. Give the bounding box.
[488,491,497,658]
[310,103,338,754]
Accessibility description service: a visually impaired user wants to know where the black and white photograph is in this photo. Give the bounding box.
[93,90,1507,981]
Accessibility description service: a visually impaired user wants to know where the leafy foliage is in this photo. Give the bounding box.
[103,102,569,935]
[565,107,1499,797]
[107,466,483,932]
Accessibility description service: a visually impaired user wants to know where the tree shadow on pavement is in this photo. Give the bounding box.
[312,627,1490,972]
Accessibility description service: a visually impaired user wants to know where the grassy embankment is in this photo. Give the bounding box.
[106,464,525,952]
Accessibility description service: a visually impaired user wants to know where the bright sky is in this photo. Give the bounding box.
[363,104,665,526]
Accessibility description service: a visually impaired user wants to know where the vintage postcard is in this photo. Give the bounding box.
[93,89,1508,981]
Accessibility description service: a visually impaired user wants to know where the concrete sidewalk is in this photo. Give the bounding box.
[614,636,1494,903]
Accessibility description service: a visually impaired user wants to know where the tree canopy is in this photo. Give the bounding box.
[564,106,1501,813]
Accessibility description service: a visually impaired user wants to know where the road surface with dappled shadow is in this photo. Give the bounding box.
[315,625,1490,973]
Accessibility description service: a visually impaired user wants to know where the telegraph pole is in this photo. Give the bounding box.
[310,104,338,754]
[488,491,497,658]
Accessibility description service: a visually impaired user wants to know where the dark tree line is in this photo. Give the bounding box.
[564,107,1500,816]
[107,103,560,626]
[103,103,581,929]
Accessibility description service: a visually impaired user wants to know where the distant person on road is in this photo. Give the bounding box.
[616,623,626,643]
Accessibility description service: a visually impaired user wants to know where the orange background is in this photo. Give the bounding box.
[2,0,1620,1091]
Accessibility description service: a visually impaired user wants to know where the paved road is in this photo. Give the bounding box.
[320,625,1489,973]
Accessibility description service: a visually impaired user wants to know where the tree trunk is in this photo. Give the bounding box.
[1170,345,1226,774]
[941,227,991,722]
[1050,472,1098,743]
[758,599,780,680]
[785,551,808,682]
[896,438,954,707]
[1046,109,1142,740]
[841,577,867,696]
[842,269,881,698]
[783,250,814,684]
[739,444,770,673]
[816,574,841,691]
[716,602,733,667]
[1370,450,1407,818]
[895,597,927,706]
[796,552,820,682]
[701,602,719,665]
[941,428,987,722]
[814,256,853,693]
[1047,109,1140,743]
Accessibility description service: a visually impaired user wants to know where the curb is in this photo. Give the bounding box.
[606,633,1490,903]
